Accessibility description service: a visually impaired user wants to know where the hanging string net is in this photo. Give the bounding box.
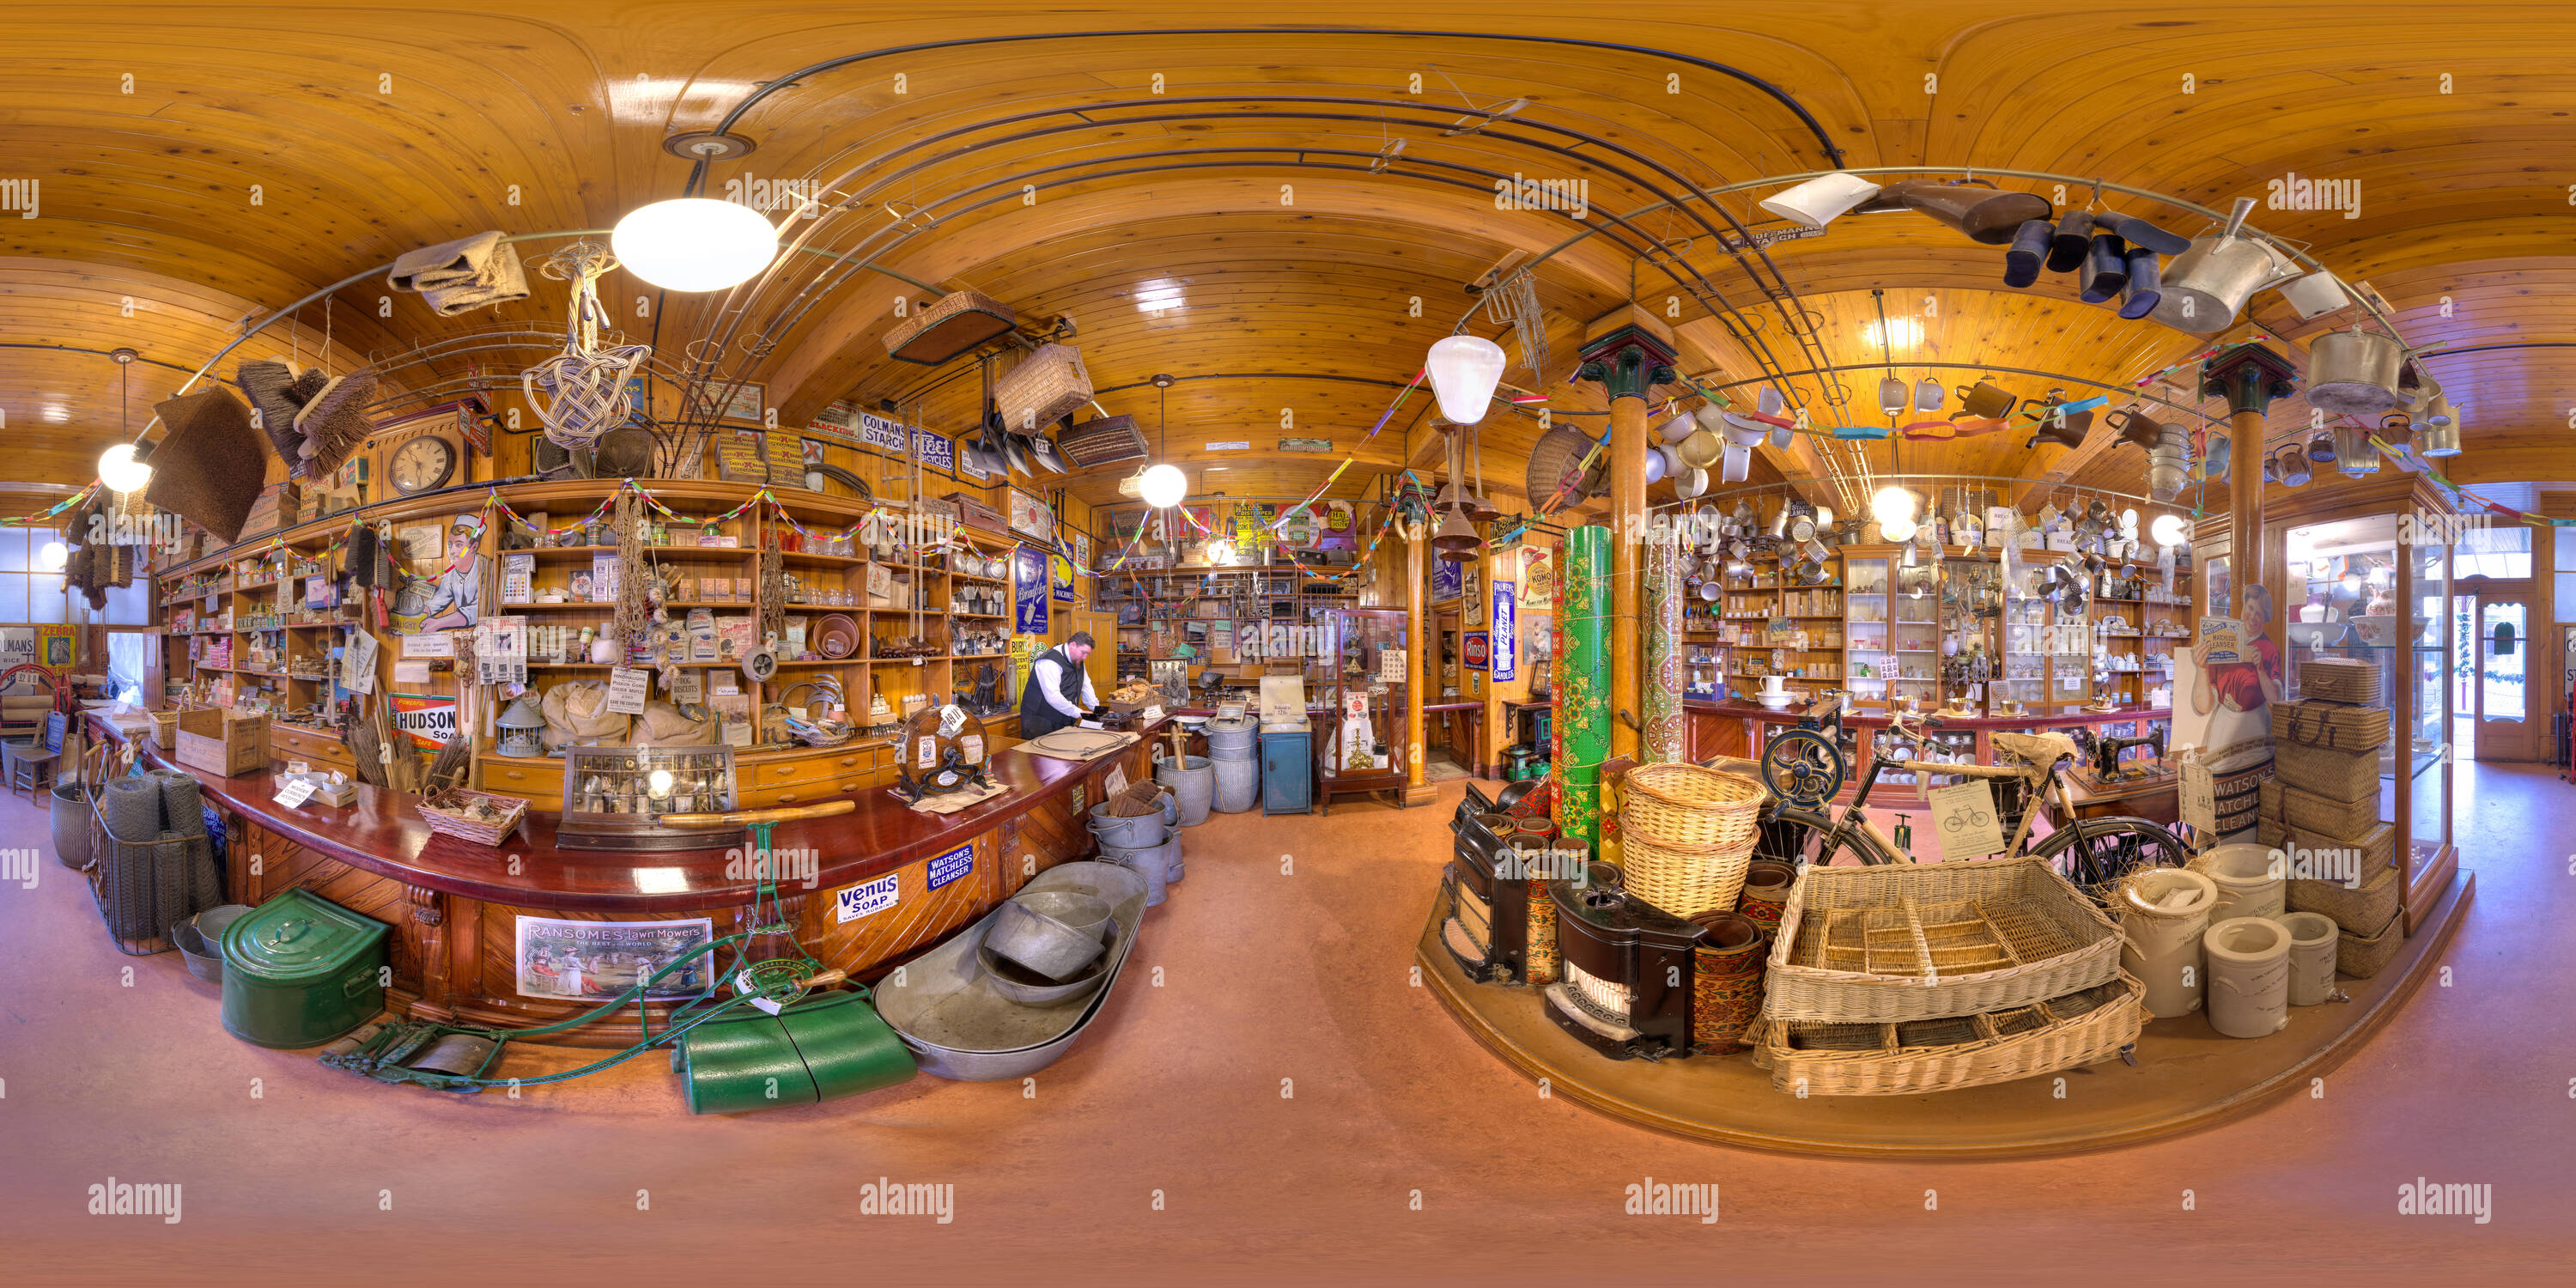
[522,241,651,449]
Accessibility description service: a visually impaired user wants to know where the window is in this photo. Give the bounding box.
[2454,526,2530,580]
[0,528,70,623]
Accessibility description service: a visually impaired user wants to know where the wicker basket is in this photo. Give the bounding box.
[882,289,1017,365]
[1751,971,2143,1096]
[993,343,1094,431]
[2287,833,2400,932]
[2272,699,2391,751]
[2275,738,2379,803]
[2336,906,2405,979]
[1622,835,1755,920]
[1763,856,2125,1024]
[2257,778,2282,823]
[2281,781,2378,841]
[1620,763,1765,851]
[418,788,527,847]
[2300,657,2381,704]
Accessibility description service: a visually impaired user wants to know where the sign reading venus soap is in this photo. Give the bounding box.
[834,872,901,924]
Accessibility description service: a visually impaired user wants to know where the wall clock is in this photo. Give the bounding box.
[388,434,458,494]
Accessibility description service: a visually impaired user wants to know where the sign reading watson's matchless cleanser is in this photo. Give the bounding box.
[927,843,974,891]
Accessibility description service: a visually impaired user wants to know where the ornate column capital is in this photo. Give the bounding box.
[1575,325,1679,403]
[2201,344,2300,418]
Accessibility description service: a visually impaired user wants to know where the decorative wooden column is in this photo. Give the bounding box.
[1576,313,1678,762]
[1405,523,1433,803]
[2201,345,2300,618]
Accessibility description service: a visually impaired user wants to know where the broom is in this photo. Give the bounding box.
[424,736,473,793]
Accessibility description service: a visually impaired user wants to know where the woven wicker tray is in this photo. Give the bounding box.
[1752,971,2143,1096]
[1764,856,2124,1023]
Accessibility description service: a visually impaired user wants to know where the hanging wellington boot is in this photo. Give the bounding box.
[2002,219,2051,288]
[2099,210,2192,256]
[2119,245,2164,319]
[2046,209,2094,274]
[2080,234,2130,304]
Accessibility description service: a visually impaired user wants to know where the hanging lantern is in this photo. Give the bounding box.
[1424,334,1507,425]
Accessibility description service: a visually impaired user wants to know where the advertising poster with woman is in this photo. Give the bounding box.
[2179,579,2280,838]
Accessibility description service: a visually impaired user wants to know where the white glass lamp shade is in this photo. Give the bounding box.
[1869,484,1917,526]
[38,540,68,571]
[1880,515,1919,544]
[2149,513,2188,546]
[611,198,780,292]
[1139,463,1188,508]
[1425,334,1507,426]
[99,443,152,494]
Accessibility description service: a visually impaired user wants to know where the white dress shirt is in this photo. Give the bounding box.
[1030,653,1099,718]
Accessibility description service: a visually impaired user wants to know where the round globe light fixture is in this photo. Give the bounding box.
[1139,463,1188,509]
[1880,515,1919,544]
[2148,513,2188,546]
[1869,484,1917,526]
[99,443,152,494]
[611,198,780,292]
[1424,334,1508,426]
[38,540,68,571]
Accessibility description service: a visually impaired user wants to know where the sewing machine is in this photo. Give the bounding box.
[2080,726,2168,784]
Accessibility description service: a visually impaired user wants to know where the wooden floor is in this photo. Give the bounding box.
[1420,870,2472,1158]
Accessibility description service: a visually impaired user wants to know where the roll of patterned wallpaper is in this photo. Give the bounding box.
[1642,532,1685,762]
[1556,526,1613,852]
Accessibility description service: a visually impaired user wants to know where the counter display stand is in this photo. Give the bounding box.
[1314,606,1408,813]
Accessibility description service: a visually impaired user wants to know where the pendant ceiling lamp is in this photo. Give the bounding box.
[1425,334,1507,426]
[100,351,152,493]
[1138,376,1188,508]
[38,539,67,570]
[611,197,779,292]
[2149,513,2190,546]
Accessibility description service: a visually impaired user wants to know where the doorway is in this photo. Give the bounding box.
[2451,592,2536,760]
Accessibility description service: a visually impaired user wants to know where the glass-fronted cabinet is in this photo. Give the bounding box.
[1844,555,1892,706]
[1314,605,1408,812]
[2279,501,2454,934]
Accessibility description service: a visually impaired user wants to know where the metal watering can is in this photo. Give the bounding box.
[2148,197,2302,334]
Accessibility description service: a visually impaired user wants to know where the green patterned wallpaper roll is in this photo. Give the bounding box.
[1556,525,1613,852]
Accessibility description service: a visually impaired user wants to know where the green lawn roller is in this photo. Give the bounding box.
[318,800,915,1113]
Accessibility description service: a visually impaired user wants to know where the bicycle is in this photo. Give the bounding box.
[1743,696,2190,901]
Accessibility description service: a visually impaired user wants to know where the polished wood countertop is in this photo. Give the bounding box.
[1687,699,2172,730]
[91,713,1166,913]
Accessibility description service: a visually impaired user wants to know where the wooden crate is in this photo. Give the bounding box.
[177,708,270,777]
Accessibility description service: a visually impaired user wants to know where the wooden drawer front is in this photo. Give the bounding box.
[749,749,881,789]
[269,726,355,769]
[739,770,880,809]
[479,757,566,803]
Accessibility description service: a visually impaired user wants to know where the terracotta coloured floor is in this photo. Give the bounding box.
[1,766,2565,1285]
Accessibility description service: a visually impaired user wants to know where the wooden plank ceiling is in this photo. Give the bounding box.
[6,4,2576,528]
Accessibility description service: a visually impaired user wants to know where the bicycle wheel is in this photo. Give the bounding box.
[2030,814,2190,903]
[1755,805,1905,868]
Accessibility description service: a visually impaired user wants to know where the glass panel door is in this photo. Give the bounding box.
[2477,598,2533,760]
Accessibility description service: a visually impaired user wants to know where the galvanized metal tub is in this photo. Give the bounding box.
[875,862,1148,1080]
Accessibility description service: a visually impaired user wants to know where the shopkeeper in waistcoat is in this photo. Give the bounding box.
[1018,632,1103,738]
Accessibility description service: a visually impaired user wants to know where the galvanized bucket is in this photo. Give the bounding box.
[1156,754,1214,826]
[1205,715,1258,759]
[1087,799,1172,848]
[51,781,92,869]
[1212,753,1260,813]
[1097,835,1177,906]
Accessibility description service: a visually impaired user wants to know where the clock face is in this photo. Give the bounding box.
[388,435,457,494]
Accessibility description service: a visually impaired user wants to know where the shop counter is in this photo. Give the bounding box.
[90,713,1166,1043]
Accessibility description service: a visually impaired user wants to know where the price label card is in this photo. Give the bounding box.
[960,733,985,764]
[2180,759,2217,835]
[605,667,650,715]
[674,672,704,705]
[274,779,317,808]
[1925,780,2004,863]
[1104,765,1129,799]
[939,703,966,738]
[916,736,939,772]
[287,761,310,776]
[1141,705,1163,722]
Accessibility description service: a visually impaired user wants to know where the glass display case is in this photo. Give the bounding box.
[1844,555,1893,705]
[2280,507,2454,933]
[1314,606,1409,811]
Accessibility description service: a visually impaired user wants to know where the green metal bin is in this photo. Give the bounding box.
[220,888,391,1048]
[671,987,915,1114]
